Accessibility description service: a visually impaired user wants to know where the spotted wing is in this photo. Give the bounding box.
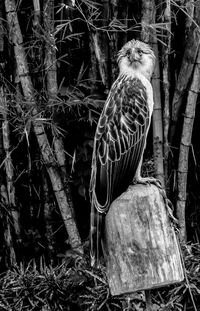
[90,76,150,266]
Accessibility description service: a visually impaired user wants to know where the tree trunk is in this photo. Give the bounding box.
[104,184,184,296]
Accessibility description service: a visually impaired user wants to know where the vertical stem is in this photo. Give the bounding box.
[162,0,171,186]
[44,0,57,97]
[92,32,109,91]
[109,0,119,83]
[0,185,16,266]
[145,290,153,311]
[33,0,40,26]
[0,87,16,267]
[5,0,83,254]
[89,32,98,94]
[43,171,56,264]
[0,0,4,53]
[91,0,110,92]
[43,0,75,218]
[0,87,21,243]
[176,46,200,242]
[170,5,200,143]
[141,0,165,187]
[185,0,194,36]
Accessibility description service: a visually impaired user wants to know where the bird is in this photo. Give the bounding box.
[89,39,156,267]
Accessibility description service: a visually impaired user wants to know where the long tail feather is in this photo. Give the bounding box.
[90,203,103,267]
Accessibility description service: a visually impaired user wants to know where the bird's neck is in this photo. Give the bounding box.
[118,58,154,116]
[119,58,153,81]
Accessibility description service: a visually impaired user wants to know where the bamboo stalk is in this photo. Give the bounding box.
[151,50,165,187]
[176,46,200,242]
[43,0,75,219]
[43,170,56,264]
[32,0,43,79]
[91,0,110,92]
[33,0,40,27]
[145,290,153,311]
[0,184,16,266]
[0,0,4,53]
[185,0,194,36]
[120,3,128,46]
[0,87,21,243]
[109,0,119,83]
[162,0,171,186]
[141,0,165,187]
[89,32,98,93]
[0,87,16,266]
[170,5,200,142]
[92,32,109,91]
[44,0,57,97]
[5,0,83,254]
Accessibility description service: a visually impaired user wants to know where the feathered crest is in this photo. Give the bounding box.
[117,39,155,64]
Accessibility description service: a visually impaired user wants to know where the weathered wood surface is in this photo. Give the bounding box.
[104,184,184,296]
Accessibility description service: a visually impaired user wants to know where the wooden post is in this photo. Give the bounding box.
[103,184,184,296]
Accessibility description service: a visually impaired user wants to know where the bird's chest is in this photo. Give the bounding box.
[119,75,154,115]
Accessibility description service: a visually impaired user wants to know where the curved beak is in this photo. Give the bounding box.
[129,52,141,63]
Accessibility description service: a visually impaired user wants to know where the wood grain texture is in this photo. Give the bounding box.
[104,184,184,296]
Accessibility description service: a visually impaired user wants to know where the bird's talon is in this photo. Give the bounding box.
[132,177,162,188]
[132,178,148,185]
[132,178,137,185]
[152,178,162,189]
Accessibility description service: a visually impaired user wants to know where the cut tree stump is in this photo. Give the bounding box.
[103,184,184,296]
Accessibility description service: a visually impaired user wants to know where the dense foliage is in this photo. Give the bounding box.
[0,0,200,309]
[0,244,200,310]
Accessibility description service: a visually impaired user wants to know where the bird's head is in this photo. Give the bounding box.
[117,39,156,80]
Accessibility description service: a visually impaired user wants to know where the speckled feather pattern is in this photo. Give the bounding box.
[90,76,149,209]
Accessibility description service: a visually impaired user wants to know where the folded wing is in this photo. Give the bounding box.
[90,76,150,265]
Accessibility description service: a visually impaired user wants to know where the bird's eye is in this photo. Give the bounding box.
[138,49,143,56]
[126,49,131,56]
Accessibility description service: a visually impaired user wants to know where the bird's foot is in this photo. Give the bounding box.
[132,177,162,189]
